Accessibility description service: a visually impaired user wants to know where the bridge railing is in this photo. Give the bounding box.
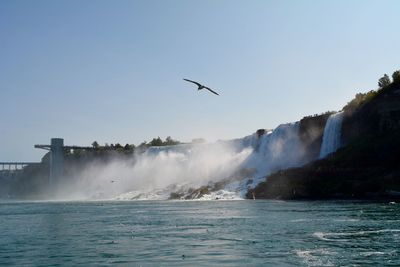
[0,162,40,171]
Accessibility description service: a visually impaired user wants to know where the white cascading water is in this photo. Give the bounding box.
[65,141,253,200]
[66,121,311,200]
[237,122,307,190]
[319,111,344,158]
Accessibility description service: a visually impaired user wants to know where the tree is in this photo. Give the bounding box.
[165,136,179,146]
[137,141,148,153]
[392,70,400,83]
[343,90,377,111]
[124,143,133,150]
[165,136,173,144]
[92,141,99,149]
[378,74,391,88]
[149,137,163,146]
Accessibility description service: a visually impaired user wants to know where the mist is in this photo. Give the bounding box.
[55,142,253,200]
[0,121,317,200]
[44,120,315,201]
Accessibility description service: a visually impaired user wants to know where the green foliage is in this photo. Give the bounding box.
[124,143,135,150]
[378,74,391,88]
[343,69,400,111]
[343,90,378,111]
[393,70,400,83]
[302,111,335,120]
[148,136,180,147]
[164,136,180,146]
[91,141,99,149]
[149,137,163,146]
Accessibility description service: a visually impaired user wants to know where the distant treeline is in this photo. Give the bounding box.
[301,70,400,122]
[69,136,181,156]
[343,70,400,112]
[91,136,180,151]
[302,111,335,120]
[61,136,182,165]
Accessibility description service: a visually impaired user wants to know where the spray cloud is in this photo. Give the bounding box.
[56,142,252,200]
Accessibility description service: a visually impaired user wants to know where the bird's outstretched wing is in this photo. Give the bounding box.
[183,78,202,87]
[204,86,220,96]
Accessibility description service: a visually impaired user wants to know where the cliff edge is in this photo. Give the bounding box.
[248,80,400,200]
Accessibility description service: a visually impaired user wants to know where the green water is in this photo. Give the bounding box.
[0,200,399,266]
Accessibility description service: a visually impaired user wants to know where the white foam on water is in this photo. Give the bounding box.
[333,218,360,222]
[198,190,243,200]
[314,229,400,241]
[294,248,335,266]
[313,232,339,242]
[290,218,329,223]
[359,251,386,257]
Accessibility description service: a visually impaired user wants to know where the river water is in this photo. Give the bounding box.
[0,200,399,266]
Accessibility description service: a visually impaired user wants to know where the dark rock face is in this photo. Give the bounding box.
[299,113,331,161]
[250,81,400,200]
[248,153,400,200]
[256,129,266,137]
[342,82,400,146]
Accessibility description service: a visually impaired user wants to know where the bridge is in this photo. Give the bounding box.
[0,162,40,179]
[1,138,96,188]
[0,162,40,171]
[35,138,97,188]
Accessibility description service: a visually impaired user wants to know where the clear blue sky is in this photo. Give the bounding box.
[1,0,399,161]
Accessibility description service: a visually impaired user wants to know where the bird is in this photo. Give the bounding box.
[183,78,220,96]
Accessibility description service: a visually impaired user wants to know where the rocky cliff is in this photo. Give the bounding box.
[299,113,332,161]
[248,80,400,200]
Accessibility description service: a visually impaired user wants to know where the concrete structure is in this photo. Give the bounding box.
[35,138,64,188]
[35,138,94,188]
[50,138,64,188]
[0,138,95,195]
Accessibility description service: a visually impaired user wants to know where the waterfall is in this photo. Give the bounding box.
[242,122,306,177]
[319,111,344,158]
[69,122,309,200]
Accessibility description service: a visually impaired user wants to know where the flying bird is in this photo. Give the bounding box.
[183,79,220,96]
